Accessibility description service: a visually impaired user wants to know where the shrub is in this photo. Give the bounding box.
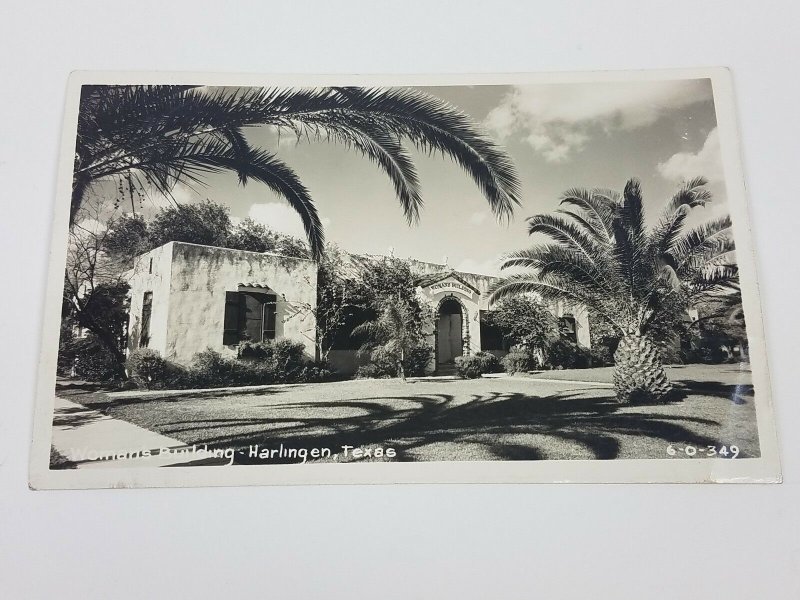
[125,343,330,391]
[271,339,307,378]
[355,363,392,379]
[356,344,433,378]
[455,352,502,378]
[185,345,327,388]
[187,349,250,388]
[57,321,79,376]
[655,339,683,365]
[358,347,401,378]
[237,340,275,361]
[404,345,434,377]
[477,351,503,373]
[237,338,307,381]
[455,355,483,379]
[547,339,591,369]
[127,348,176,389]
[590,342,616,367]
[502,351,538,374]
[296,362,334,383]
[72,336,124,383]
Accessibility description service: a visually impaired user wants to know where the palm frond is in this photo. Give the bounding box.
[649,177,713,262]
[489,273,622,330]
[199,147,325,259]
[664,176,712,214]
[668,215,733,266]
[558,188,616,240]
[500,244,613,296]
[691,264,739,293]
[72,84,522,256]
[321,87,522,221]
[526,213,607,268]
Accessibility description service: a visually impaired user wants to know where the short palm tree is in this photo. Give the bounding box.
[352,296,421,381]
[72,85,521,258]
[490,177,737,403]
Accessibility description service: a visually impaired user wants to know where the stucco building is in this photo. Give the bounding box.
[126,242,318,365]
[126,242,591,375]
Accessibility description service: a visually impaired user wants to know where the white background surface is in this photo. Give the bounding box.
[1,1,798,598]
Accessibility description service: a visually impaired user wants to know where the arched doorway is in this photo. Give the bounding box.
[437,297,464,367]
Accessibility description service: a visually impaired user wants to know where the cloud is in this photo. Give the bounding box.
[657,128,723,182]
[247,202,331,239]
[250,125,305,152]
[485,79,713,162]
[469,211,489,225]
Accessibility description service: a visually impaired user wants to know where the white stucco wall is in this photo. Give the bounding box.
[126,244,174,358]
[127,242,318,365]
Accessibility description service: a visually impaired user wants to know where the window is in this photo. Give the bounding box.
[223,291,277,345]
[559,316,577,343]
[329,306,370,350]
[479,310,506,351]
[140,292,153,348]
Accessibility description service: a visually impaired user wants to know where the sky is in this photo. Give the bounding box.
[86,78,727,276]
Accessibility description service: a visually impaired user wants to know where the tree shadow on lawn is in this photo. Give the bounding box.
[150,387,748,464]
[671,381,754,405]
[72,384,296,411]
[52,404,108,429]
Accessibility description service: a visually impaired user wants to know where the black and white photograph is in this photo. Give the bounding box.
[29,69,779,488]
[6,3,800,599]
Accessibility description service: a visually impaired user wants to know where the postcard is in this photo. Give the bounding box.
[29,68,780,488]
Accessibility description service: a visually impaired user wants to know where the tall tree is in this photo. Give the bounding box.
[490,177,737,403]
[227,218,310,259]
[485,295,559,356]
[102,202,311,265]
[146,200,231,249]
[63,203,132,378]
[72,85,522,258]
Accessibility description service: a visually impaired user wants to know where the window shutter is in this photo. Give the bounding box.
[263,294,277,340]
[140,292,153,348]
[223,291,240,345]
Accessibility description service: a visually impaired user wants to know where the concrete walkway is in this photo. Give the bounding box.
[51,396,230,469]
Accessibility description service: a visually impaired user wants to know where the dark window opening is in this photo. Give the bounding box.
[148,257,153,274]
[479,310,506,351]
[328,306,371,351]
[559,316,577,343]
[439,297,462,315]
[140,292,153,348]
[223,291,277,345]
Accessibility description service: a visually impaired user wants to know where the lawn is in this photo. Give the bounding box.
[58,362,761,464]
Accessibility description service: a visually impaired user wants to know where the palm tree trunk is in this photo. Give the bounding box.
[398,348,406,381]
[612,333,672,403]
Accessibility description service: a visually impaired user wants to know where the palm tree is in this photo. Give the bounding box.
[72,85,521,259]
[490,177,737,403]
[351,296,422,381]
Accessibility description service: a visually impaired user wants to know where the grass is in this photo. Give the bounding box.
[58,363,761,465]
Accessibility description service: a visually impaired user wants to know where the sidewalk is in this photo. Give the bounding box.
[51,396,230,469]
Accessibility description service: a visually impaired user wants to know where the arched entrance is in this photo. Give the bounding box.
[437,296,464,367]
